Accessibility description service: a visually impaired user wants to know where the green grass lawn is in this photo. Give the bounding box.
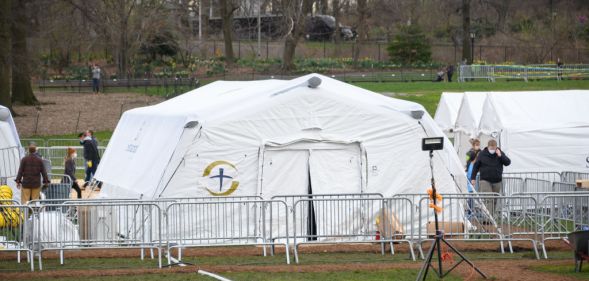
[532,263,589,280]
[8,269,461,281]
[354,79,589,115]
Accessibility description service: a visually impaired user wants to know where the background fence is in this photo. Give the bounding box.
[459,64,589,82]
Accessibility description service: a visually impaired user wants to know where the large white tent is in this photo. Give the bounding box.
[96,74,467,199]
[0,105,22,201]
[479,90,589,172]
[454,92,488,166]
[95,74,469,239]
[434,92,463,136]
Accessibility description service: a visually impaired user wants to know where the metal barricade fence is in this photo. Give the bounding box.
[0,146,21,183]
[46,139,110,147]
[538,194,589,259]
[35,202,163,270]
[165,199,290,265]
[0,203,34,271]
[523,178,553,193]
[291,197,415,263]
[38,146,106,172]
[501,177,525,195]
[20,139,46,147]
[41,174,72,202]
[561,171,589,183]
[458,65,495,82]
[417,194,540,259]
[270,193,383,250]
[503,171,562,182]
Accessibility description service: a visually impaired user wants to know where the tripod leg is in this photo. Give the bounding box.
[416,240,438,281]
[441,239,488,279]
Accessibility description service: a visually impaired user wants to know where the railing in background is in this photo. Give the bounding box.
[0,146,22,184]
[459,64,589,82]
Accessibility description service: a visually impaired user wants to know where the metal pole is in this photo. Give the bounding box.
[471,37,475,63]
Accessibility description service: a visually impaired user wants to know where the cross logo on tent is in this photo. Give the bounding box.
[210,168,233,192]
[202,160,239,196]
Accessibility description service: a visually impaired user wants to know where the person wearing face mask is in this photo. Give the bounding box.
[64,147,82,199]
[470,140,511,211]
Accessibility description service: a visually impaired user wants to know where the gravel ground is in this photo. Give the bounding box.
[12,92,164,137]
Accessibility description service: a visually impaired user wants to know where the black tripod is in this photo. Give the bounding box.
[416,150,487,280]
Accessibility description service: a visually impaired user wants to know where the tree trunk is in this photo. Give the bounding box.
[462,0,472,64]
[219,0,236,65]
[333,0,340,56]
[0,0,11,110]
[10,0,38,106]
[281,0,313,71]
[118,2,128,76]
[352,0,367,63]
[319,0,328,14]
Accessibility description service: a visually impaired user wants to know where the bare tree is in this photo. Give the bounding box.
[65,0,168,76]
[462,0,472,64]
[332,0,340,56]
[352,0,368,63]
[0,0,10,110]
[11,0,38,105]
[281,0,313,70]
[219,0,238,65]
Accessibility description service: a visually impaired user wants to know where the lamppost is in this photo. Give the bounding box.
[470,32,476,64]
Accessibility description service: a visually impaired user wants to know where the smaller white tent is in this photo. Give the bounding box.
[0,105,22,202]
[479,90,589,173]
[434,92,463,135]
[454,92,488,166]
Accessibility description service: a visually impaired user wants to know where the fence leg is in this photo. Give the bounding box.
[38,251,43,271]
[60,250,64,265]
[408,242,416,261]
[157,248,162,268]
[17,250,21,263]
[541,243,548,259]
[29,250,34,272]
[141,248,145,260]
[150,248,154,259]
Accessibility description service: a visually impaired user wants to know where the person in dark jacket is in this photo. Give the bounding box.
[470,139,511,212]
[64,147,82,199]
[15,145,50,204]
[79,132,101,185]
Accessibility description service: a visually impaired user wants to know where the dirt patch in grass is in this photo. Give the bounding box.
[12,92,164,137]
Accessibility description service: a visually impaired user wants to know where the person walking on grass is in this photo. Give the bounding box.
[91,64,101,94]
[15,145,50,204]
[64,147,82,199]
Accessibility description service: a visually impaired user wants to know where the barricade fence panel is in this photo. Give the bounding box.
[460,64,589,82]
[503,171,562,182]
[561,171,589,183]
[37,146,106,172]
[165,199,290,264]
[291,197,415,263]
[0,204,34,271]
[417,194,540,259]
[41,174,72,201]
[538,194,589,258]
[36,202,162,270]
[501,177,525,195]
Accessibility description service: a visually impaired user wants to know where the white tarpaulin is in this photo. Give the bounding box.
[0,105,22,202]
[479,90,589,172]
[454,92,488,166]
[434,92,463,133]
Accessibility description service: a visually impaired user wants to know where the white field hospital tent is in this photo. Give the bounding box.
[479,90,589,173]
[454,92,488,167]
[95,74,468,240]
[0,105,23,202]
[434,92,463,136]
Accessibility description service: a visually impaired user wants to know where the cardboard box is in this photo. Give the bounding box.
[426,221,464,238]
[576,180,589,189]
